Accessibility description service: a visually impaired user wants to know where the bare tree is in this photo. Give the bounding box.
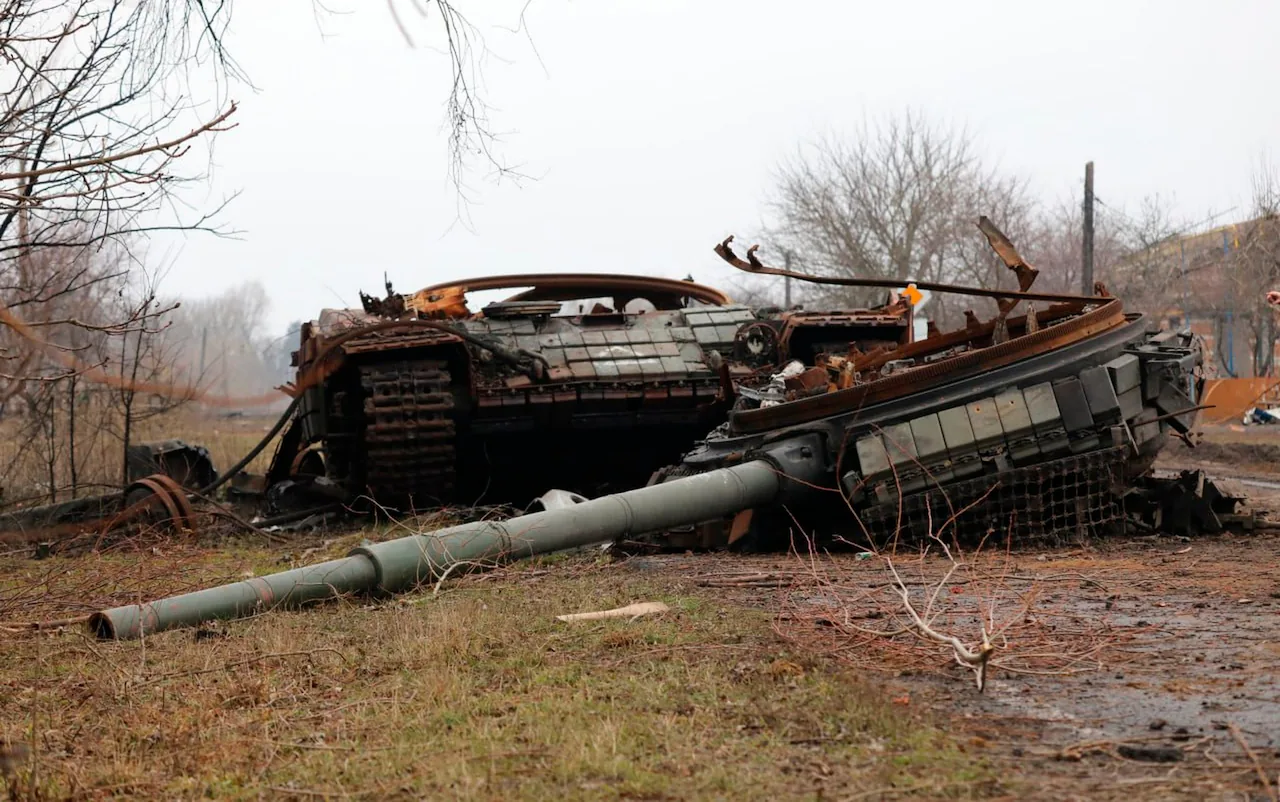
[380,0,537,206]
[762,110,1035,327]
[158,280,278,402]
[1215,160,1280,376]
[98,268,198,485]
[0,1,541,508]
[0,0,238,408]
[1094,195,1189,311]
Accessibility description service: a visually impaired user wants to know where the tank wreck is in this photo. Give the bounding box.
[264,272,915,510]
[644,222,1205,549]
[88,217,1216,639]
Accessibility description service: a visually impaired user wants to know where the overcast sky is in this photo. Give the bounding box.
[167,0,1280,332]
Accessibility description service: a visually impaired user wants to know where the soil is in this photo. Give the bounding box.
[627,534,1280,800]
[912,532,1280,801]
[620,423,1280,800]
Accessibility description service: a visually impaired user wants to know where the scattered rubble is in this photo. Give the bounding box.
[555,602,669,622]
[1243,405,1280,425]
[1124,470,1251,536]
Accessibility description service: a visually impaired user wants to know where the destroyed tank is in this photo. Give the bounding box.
[93,220,1211,641]
[267,273,914,509]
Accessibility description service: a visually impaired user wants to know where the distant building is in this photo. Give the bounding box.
[1112,216,1280,378]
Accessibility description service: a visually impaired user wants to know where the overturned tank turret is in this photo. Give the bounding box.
[640,223,1204,549]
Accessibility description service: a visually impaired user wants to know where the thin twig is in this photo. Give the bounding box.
[1229,722,1278,802]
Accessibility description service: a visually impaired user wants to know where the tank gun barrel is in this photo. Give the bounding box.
[89,453,817,640]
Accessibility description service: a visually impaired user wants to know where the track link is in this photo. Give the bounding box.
[359,360,457,508]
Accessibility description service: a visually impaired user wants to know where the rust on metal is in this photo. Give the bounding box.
[226,213,1167,528]
[0,449,207,544]
[406,273,734,317]
[713,233,1110,306]
[110,474,196,533]
[267,267,915,511]
[732,298,1126,433]
[716,220,1132,435]
[976,215,1039,293]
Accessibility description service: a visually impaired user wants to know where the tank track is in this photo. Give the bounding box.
[359,360,457,509]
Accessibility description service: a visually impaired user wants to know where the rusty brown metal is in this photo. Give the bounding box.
[120,475,195,532]
[732,297,1128,433]
[268,212,1123,515]
[147,474,197,530]
[976,215,1040,319]
[850,301,1088,377]
[727,508,754,545]
[273,266,918,511]
[713,235,1109,306]
[977,215,1039,293]
[412,273,733,311]
[85,474,196,538]
[784,366,830,394]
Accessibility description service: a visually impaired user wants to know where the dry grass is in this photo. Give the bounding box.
[0,409,281,506]
[0,536,997,801]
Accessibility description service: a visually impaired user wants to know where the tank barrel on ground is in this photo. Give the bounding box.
[88,459,787,640]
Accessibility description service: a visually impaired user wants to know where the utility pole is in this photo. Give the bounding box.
[198,327,208,378]
[783,250,793,309]
[1082,161,1095,295]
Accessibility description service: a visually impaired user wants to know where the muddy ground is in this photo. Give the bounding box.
[4,423,1280,800]
[598,423,1280,800]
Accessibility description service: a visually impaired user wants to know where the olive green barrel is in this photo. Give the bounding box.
[89,556,379,640]
[89,460,782,640]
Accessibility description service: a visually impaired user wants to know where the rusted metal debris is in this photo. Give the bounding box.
[1,217,1236,560]
[0,442,212,545]
[1125,470,1250,536]
[125,441,217,489]
[228,216,1214,546]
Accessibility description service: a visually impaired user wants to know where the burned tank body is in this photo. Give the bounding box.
[268,274,913,509]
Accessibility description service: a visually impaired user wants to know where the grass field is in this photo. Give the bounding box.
[0,409,283,508]
[0,534,995,801]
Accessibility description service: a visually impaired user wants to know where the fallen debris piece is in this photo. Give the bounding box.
[1243,405,1280,425]
[0,471,198,546]
[89,461,787,640]
[556,602,670,622]
[0,442,215,544]
[696,571,796,588]
[1116,744,1183,763]
[527,489,590,513]
[1124,470,1250,537]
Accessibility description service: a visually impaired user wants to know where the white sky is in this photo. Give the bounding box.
[166,0,1280,332]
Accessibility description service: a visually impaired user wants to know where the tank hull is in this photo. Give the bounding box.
[273,275,912,510]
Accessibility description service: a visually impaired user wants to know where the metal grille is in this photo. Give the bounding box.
[857,446,1129,545]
